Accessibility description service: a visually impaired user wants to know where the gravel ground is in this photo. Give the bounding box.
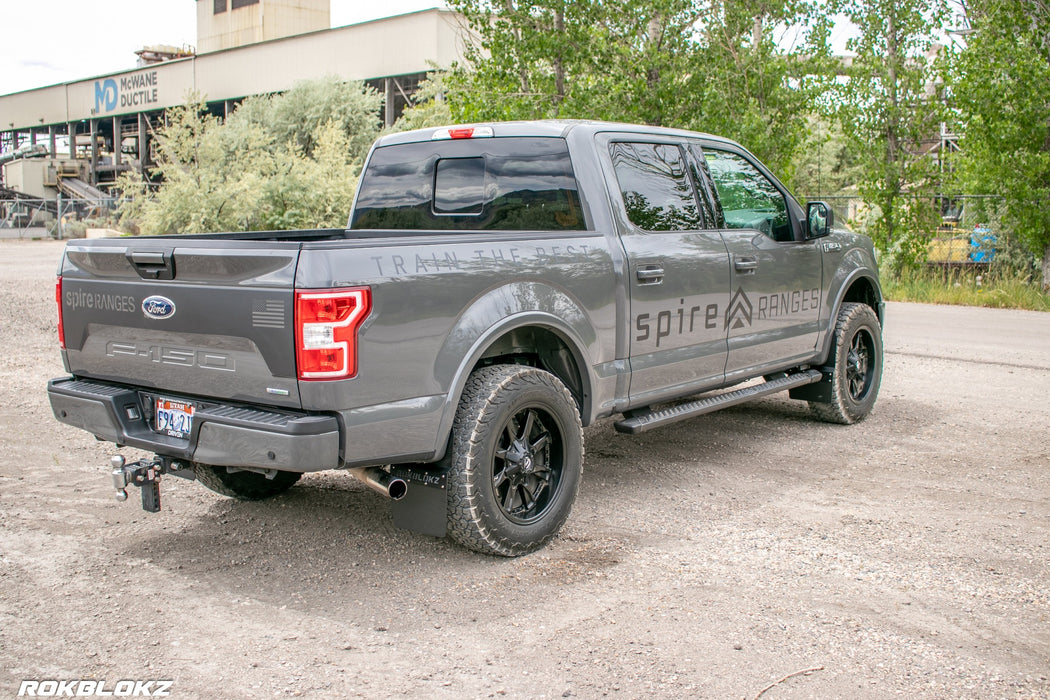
[1,239,1048,699]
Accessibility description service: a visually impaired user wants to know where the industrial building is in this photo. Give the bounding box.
[0,0,467,215]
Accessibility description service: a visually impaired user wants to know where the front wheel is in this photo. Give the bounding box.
[447,365,584,557]
[810,302,883,425]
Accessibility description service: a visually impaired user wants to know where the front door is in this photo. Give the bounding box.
[701,147,823,380]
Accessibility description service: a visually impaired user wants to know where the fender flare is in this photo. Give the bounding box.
[817,267,884,365]
[431,282,598,460]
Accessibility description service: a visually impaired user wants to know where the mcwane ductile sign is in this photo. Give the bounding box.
[94,71,160,113]
[65,59,195,120]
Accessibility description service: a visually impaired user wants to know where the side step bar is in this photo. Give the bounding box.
[614,369,823,435]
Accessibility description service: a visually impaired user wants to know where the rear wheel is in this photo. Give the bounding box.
[810,302,883,424]
[447,365,584,557]
[194,463,301,500]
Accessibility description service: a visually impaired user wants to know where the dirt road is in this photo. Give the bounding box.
[1,239,1047,699]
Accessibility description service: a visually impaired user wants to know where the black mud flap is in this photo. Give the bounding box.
[788,367,835,402]
[388,464,451,538]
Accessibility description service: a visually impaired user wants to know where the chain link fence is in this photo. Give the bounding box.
[0,195,122,240]
[808,194,1020,272]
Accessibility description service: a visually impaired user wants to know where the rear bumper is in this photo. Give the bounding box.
[47,377,340,472]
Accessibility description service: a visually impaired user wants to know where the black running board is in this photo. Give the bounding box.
[614,370,823,435]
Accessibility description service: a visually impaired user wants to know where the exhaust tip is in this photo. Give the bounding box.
[349,467,409,501]
[387,478,408,501]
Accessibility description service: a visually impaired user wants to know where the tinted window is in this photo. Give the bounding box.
[611,142,702,231]
[351,137,585,231]
[704,149,792,242]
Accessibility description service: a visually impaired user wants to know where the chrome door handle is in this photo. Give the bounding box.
[636,266,664,284]
[734,257,759,272]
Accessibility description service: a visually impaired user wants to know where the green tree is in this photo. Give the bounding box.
[589,0,707,127]
[949,0,1050,288]
[833,0,948,268]
[446,0,692,124]
[689,0,830,180]
[792,114,865,199]
[445,0,825,175]
[118,77,381,234]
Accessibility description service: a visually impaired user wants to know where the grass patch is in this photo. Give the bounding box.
[883,267,1050,311]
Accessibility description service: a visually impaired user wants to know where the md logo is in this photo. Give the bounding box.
[94,79,118,113]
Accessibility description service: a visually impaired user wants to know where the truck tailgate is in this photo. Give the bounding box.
[59,239,302,409]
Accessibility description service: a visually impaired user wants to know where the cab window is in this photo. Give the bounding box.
[610,142,703,231]
[704,149,792,242]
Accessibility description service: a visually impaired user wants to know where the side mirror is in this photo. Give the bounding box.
[807,201,834,239]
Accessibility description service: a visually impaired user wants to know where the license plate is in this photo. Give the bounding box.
[155,398,194,439]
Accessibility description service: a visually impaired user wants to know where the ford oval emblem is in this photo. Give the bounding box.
[142,295,176,320]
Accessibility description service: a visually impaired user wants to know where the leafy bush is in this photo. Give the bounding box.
[118,77,382,234]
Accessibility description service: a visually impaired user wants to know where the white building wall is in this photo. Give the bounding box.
[0,10,466,132]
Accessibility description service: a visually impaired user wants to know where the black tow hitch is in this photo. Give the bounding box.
[110,456,192,513]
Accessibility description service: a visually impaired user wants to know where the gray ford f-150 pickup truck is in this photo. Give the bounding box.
[48,120,884,556]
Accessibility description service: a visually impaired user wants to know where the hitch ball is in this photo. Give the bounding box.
[108,454,164,513]
[111,455,130,502]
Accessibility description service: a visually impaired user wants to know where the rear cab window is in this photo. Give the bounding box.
[610,142,703,231]
[608,140,728,233]
[351,137,585,231]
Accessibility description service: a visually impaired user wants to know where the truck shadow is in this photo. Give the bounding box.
[118,393,934,623]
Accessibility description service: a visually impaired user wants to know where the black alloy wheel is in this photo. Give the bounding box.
[846,325,876,403]
[447,364,584,556]
[492,404,564,525]
[810,301,884,425]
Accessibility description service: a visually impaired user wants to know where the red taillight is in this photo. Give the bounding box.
[56,276,65,349]
[295,288,371,380]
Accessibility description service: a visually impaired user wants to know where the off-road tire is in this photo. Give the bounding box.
[194,463,301,500]
[447,365,584,557]
[810,302,883,425]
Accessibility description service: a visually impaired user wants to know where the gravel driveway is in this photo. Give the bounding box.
[1,239,1047,698]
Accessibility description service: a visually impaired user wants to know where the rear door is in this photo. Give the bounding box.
[60,238,302,408]
[598,135,731,407]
